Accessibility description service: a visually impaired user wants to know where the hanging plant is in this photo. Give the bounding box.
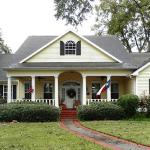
[66,88,76,98]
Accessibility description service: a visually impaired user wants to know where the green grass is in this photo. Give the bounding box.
[0,122,109,150]
[81,120,150,146]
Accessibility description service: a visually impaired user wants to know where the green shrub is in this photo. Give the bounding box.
[0,102,60,122]
[77,102,125,120]
[117,94,139,117]
[0,98,7,104]
[140,95,150,116]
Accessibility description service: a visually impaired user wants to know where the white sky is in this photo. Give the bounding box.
[0,0,95,53]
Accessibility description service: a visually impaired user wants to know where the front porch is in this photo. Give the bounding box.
[6,71,135,107]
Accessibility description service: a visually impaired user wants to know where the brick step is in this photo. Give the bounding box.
[60,114,77,116]
[61,115,76,117]
[61,109,76,111]
[60,108,77,119]
[61,112,77,114]
[61,116,77,119]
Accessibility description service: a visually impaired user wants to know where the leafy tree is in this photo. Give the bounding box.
[54,0,94,26]
[0,29,11,54]
[54,0,150,53]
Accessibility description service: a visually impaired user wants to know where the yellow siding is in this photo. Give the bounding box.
[136,65,150,96]
[26,32,116,62]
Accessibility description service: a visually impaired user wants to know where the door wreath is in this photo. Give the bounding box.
[66,88,76,98]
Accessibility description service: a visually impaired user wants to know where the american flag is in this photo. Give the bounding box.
[28,87,33,93]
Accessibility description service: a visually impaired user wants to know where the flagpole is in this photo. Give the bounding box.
[107,76,111,101]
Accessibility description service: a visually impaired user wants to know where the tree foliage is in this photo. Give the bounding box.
[0,29,11,54]
[54,0,150,52]
[54,0,94,26]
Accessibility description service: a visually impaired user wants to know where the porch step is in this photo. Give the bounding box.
[60,108,77,119]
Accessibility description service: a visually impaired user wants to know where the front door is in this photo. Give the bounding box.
[61,81,80,109]
[65,87,77,108]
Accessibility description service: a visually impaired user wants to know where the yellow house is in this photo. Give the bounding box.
[1,30,150,108]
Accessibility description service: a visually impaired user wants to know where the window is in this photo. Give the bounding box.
[12,85,17,99]
[24,82,31,99]
[92,82,101,99]
[44,83,53,99]
[111,83,119,99]
[65,40,76,55]
[0,84,16,99]
[60,40,81,55]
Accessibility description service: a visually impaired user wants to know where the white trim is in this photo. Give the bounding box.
[132,62,150,76]
[82,75,87,105]
[19,30,122,63]
[81,74,129,77]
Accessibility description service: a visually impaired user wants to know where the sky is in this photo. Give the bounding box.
[0,0,95,53]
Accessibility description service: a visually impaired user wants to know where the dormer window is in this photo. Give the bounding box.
[65,41,76,55]
[60,40,81,56]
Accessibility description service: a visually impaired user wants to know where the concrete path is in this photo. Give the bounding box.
[60,119,150,150]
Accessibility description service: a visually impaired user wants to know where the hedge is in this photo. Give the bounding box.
[117,94,139,117]
[0,102,60,122]
[0,99,7,104]
[77,102,125,120]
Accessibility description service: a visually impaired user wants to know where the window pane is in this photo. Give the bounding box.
[0,85,3,98]
[44,83,53,99]
[111,83,119,99]
[25,93,31,99]
[24,82,31,99]
[65,40,76,55]
[12,85,17,99]
[44,93,52,99]
[4,85,7,92]
[78,88,80,100]
[92,83,101,99]
[111,93,119,99]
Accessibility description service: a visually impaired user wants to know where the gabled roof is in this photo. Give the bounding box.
[19,31,122,63]
[131,54,150,76]
[0,54,15,80]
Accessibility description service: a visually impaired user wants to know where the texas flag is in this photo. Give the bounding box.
[96,80,111,96]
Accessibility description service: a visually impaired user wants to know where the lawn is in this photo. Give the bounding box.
[0,122,109,150]
[81,120,150,146]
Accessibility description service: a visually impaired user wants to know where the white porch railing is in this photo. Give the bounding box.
[12,99,55,106]
[87,99,118,105]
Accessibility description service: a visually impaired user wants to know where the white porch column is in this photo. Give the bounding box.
[31,76,35,101]
[54,75,59,107]
[107,75,111,101]
[82,75,87,105]
[7,76,11,103]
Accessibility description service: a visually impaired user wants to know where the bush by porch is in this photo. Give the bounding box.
[0,102,60,122]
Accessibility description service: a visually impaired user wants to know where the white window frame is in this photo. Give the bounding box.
[65,40,76,55]
[0,84,16,99]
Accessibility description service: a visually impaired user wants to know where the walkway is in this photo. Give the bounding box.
[60,119,150,150]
